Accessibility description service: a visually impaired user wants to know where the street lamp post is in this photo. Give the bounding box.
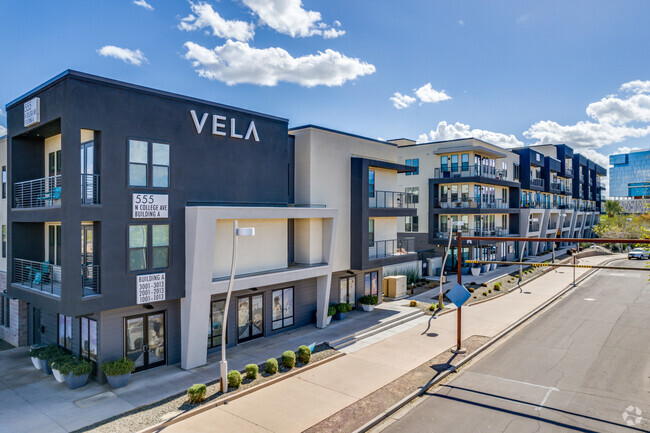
[438,219,464,309]
[220,220,255,393]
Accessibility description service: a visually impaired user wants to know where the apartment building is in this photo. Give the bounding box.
[609,149,650,213]
[5,71,417,379]
[397,139,605,274]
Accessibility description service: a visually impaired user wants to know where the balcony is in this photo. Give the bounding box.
[436,227,509,238]
[13,174,100,209]
[13,259,100,297]
[528,222,541,232]
[530,177,544,188]
[563,219,572,228]
[565,167,574,177]
[434,166,508,180]
[369,190,414,209]
[548,220,558,230]
[520,200,553,209]
[369,238,415,260]
[437,197,509,210]
[550,182,562,191]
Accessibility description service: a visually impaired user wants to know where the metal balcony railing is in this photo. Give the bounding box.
[528,223,541,232]
[563,219,572,228]
[369,237,415,260]
[434,166,508,180]
[13,259,62,296]
[13,174,100,208]
[547,221,558,230]
[369,190,415,209]
[13,175,61,208]
[530,177,544,188]
[565,167,573,177]
[436,227,509,238]
[82,264,100,297]
[550,182,562,191]
[437,197,509,209]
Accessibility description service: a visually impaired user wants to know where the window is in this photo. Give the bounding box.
[2,225,5,258]
[1,294,10,328]
[513,163,520,181]
[1,166,5,199]
[152,225,170,269]
[80,317,98,362]
[208,300,226,348]
[48,150,62,178]
[502,215,507,229]
[407,158,419,175]
[129,225,148,271]
[364,271,379,296]
[461,154,469,171]
[369,169,375,198]
[461,184,469,201]
[58,314,73,350]
[441,156,448,171]
[339,277,356,305]
[451,155,458,172]
[404,216,419,232]
[502,188,508,202]
[272,287,294,330]
[405,159,412,175]
[369,219,375,246]
[406,187,419,204]
[450,185,458,202]
[129,140,170,188]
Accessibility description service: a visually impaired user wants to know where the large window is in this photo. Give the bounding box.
[405,216,419,232]
[451,155,458,172]
[364,272,379,296]
[369,219,375,246]
[129,140,170,188]
[152,225,170,269]
[208,300,225,348]
[406,158,419,175]
[339,277,356,305]
[58,314,73,350]
[406,187,419,204]
[80,317,98,362]
[461,154,469,171]
[129,225,148,271]
[272,288,294,330]
[369,169,375,198]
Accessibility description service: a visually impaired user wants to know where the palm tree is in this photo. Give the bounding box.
[604,200,624,218]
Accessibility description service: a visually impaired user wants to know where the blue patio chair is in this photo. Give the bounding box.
[38,187,62,206]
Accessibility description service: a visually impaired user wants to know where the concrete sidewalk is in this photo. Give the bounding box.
[162,253,621,433]
[0,302,413,433]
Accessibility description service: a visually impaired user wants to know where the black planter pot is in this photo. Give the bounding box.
[333,311,347,320]
[38,359,52,374]
[64,373,90,390]
[106,372,132,389]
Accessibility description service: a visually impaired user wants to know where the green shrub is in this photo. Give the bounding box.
[482,292,488,296]
[488,289,492,294]
[297,345,311,364]
[358,295,378,305]
[328,305,337,317]
[385,268,421,285]
[187,384,207,403]
[480,283,488,287]
[49,353,73,369]
[59,359,93,376]
[266,358,278,374]
[468,287,475,293]
[29,346,44,358]
[409,300,417,307]
[245,364,259,379]
[514,274,519,278]
[428,303,436,311]
[335,303,352,314]
[36,345,62,360]
[227,370,242,389]
[282,350,296,368]
[494,283,502,291]
[100,358,135,376]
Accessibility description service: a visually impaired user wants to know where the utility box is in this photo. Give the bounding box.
[383,275,407,299]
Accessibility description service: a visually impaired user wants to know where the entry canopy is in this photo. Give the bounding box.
[446,283,471,308]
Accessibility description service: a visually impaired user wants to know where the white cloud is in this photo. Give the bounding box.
[578,148,609,168]
[390,92,416,109]
[0,125,6,136]
[620,80,650,94]
[183,40,375,87]
[458,20,464,26]
[516,14,530,25]
[133,0,154,11]
[97,46,148,66]
[242,0,344,38]
[616,146,642,154]
[585,93,650,125]
[0,108,5,117]
[179,2,255,42]
[417,121,523,148]
[414,83,452,104]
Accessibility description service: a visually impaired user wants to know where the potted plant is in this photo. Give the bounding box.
[29,346,44,370]
[333,303,352,320]
[36,345,60,374]
[470,266,481,277]
[358,295,378,312]
[100,357,135,389]
[60,359,93,390]
[326,305,336,326]
[50,354,73,383]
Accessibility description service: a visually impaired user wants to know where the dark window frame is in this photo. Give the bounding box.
[364,271,379,297]
[128,139,171,189]
[271,287,295,331]
[128,224,171,273]
[80,317,98,362]
[1,166,6,199]
[208,299,227,348]
[57,313,73,351]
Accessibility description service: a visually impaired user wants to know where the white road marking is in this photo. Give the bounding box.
[584,298,596,301]
[605,272,642,278]
[470,372,559,411]
[536,387,559,411]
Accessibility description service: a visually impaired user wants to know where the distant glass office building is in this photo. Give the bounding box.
[609,149,650,197]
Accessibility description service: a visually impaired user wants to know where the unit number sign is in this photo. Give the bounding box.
[132,193,168,219]
[136,273,166,304]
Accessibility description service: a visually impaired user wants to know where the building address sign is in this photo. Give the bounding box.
[24,97,41,127]
[136,273,166,304]
[132,193,168,219]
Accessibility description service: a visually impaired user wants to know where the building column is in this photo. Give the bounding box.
[315,274,332,328]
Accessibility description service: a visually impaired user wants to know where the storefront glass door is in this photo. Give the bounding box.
[125,311,166,371]
[237,294,264,343]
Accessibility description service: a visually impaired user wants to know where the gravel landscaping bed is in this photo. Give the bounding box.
[76,344,338,433]
[304,335,490,433]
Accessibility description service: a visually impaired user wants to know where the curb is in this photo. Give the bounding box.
[351,255,622,433]
[137,351,345,433]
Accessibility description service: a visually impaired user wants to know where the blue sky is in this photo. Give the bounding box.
[2,0,650,171]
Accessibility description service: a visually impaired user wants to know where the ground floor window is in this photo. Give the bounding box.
[80,317,98,361]
[272,288,294,330]
[364,272,379,296]
[58,314,73,350]
[340,276,356,305]
[208,300,225,348]
[1,294,10,328]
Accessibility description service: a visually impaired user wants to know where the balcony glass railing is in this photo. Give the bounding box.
[13,174,100,208]
[530,177,544,188]
[13,259,62,296]
[434,166,508,180]
[369,190,415,209]
[436,227,509,238]
[437,197,509,209]
[369,237,415,260]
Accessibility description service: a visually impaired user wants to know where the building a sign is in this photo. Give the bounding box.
[137,273,166,304]
[133,193,168,218]
[190,110,260,141]
[24,97,40,127]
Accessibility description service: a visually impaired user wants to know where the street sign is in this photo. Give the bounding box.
[447,282,471,308]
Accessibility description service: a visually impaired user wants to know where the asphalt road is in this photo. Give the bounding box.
[381,259,650,433]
